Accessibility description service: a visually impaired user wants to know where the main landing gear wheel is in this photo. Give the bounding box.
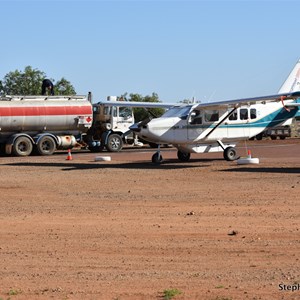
[223,146,237,161]
[177,151,191,162]
[152,152,163,164]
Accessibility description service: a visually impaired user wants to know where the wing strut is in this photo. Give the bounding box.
[204,106,238,139]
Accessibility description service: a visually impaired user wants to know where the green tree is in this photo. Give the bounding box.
[0,66,76,96]
[124,92,165,122]
[55,77,76,95]
[0,66,45,95]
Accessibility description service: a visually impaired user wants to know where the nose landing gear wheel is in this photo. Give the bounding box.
[152,152,163,164]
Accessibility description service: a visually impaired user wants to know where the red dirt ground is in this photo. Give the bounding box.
[0,139,300,300]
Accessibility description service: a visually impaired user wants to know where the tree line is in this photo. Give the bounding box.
[0,66,165,121]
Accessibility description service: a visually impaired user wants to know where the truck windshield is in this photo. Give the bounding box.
[162,105,192,118]
[119,107,132,118]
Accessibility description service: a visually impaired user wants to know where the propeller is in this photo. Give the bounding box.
[129,117,151,133]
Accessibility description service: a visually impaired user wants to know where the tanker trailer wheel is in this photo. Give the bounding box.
[12,136,33,157]
[106,134,123,152]
[36,136,57,155]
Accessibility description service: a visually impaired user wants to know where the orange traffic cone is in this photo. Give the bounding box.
[66,149,73,160]
[247,149,252,158]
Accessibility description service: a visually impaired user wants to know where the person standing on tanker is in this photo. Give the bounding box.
[41,79,54,95]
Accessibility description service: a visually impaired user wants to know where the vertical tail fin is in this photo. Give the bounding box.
[278,59,300,93]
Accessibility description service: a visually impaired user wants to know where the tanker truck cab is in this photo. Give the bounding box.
[86,96,136,152]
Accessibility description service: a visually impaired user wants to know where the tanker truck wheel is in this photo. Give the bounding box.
[12,136,33,157]
[106,134,123,152]
[36,136,56,155]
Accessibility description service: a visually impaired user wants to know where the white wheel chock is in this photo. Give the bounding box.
[95,156,111,162]
[237,157,259,165]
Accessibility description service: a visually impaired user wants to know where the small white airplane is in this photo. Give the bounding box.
[102,60,300,163]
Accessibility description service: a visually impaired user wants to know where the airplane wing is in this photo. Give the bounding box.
[95,100,176,109]
[96,91,300,110]
[194,91,300,110]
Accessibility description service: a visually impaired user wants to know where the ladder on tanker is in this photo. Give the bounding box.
[0,95,88,101]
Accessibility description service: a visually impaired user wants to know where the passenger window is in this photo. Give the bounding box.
[229,111,238,121]
[240,108,248,120]
[204,110,219,122]
[250,108,257,119]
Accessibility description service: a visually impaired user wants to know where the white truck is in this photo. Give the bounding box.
[84,96,140,153]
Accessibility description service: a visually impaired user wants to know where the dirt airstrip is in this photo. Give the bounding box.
[0,139,300,300]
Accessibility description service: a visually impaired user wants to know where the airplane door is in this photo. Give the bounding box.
[226,108,250,139]
[187,109,204,140]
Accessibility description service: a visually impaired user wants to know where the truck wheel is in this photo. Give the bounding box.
[177,151,191,162]
[12,136,33,156]
[271,136,277,140]
[106,134,123,152]
[36,136,56,155]
[223,146,237,161]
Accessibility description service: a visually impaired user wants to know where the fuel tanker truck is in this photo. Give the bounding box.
[0,95,93,156]
[0,94,169,156]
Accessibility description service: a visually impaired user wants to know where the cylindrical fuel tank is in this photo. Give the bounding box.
[0,96,93,137]
[57,135,77,149]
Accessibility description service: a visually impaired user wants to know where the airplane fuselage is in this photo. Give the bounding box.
[137,99,300,154]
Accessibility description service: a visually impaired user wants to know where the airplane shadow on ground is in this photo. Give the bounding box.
[4,158,217,171]
[223,167,300,174]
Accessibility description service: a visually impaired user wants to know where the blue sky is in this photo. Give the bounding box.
[1,0,299,103]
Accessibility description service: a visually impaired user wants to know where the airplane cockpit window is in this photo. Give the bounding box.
[240,108,248,120]
[204,110,219,122]
[250,108,257,119]
[190,110,202,124]
[162,105,192,119]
